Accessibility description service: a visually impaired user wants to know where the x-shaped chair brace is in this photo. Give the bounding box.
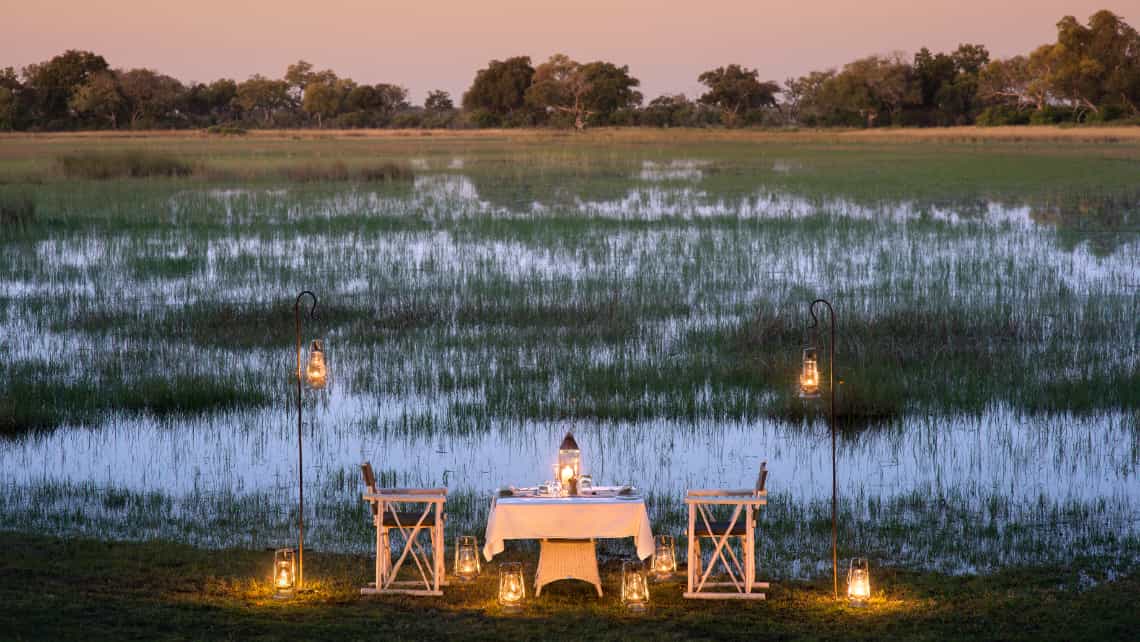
[694,502,747,593]
[361,490,446,597]
[684,491,768,600]
[382,502,437,592]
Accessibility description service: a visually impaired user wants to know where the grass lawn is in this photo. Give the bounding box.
[0,532,1135,641]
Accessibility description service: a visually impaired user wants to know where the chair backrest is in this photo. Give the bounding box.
[361,462,378,493]
[753,461,768,528]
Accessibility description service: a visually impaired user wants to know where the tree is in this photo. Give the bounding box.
[697,65,779,126]
[303,78,354,127]
[118,68,185,128]
[462,56,535,125]
[580,61,642,124]
[21,50,109,126]
[836,54,919,126]
[979,54,1054,111]
[1050,11,1140,116]
[424,90,454,112]
[525,54,594,128]
[783,70,840,125]
[234,75,291,125]
[342,83,409,126]
[69,71,124,128]
[0,67,23,130]
[184,78,238,123]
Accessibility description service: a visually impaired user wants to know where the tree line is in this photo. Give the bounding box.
[1,10,1136,132]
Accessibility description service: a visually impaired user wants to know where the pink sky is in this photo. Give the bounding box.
[1,1,1125,103]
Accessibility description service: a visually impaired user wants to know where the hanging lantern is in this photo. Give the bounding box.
[454,535,481,582]
[558,432,581,488]
[305,339,328,389]
[798,346,820,399]
[498,562,526,611]
[621,560,650,612]
[847,558,870,606]
[273,548,296,597]
[651,534,676,580]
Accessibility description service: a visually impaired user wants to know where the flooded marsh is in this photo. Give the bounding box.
[1,132,1137,580]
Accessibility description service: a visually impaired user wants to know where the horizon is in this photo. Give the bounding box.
[2,1,1125,103]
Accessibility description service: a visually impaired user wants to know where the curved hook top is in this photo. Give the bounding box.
[808,298,834,330]
[295,290,318,320]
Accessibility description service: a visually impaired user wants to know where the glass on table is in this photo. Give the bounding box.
[578,475,593,493]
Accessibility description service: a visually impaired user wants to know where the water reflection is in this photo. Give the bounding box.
[2,169,1138,576]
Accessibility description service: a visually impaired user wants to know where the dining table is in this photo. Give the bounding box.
[482,488,655,561]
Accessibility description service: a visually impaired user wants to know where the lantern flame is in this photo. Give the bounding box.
[306,339,328,389]
[847,558,870,606]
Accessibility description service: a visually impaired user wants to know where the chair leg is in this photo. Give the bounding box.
[686,504,696,595]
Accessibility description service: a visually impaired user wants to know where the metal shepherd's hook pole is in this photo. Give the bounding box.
[809,298,838,599]
[294,290,317,589]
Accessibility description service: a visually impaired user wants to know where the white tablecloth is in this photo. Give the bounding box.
[483,496,655,561]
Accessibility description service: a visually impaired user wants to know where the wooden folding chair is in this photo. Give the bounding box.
[360,462,447,596]
[683,461,769,600]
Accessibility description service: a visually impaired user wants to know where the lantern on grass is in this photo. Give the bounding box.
[498,562,526,611]
[558,432,581,487]
[847,558,870,606]
[454,536,481,582]
[652,534,676,580]
[798,346,821,399]
[274,548,296,597]
[621,560,650,612]
[305,339,328,389]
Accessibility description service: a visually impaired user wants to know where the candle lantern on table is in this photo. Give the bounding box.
[651,534,676,580]
[273,548,296,598]
[498,562,526,611]
[847,558,870,606]
[454,535,481,582]
[558,432,581,494]
[621,560,650,612]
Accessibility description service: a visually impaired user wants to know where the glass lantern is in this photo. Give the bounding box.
[273,548,296,597]
[621,560,650,612]
[306,339,328,389]
[798,346,821,399]
[454,535,481,582]
[847,558,870,607]
[558,432,581,487]
[498,562,526,611]
[651,534,676,580]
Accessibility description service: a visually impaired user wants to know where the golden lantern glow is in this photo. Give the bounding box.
[305,339,328,389]
[273,548,296,597]
[558,432,581,486]
[454,535,481,582]
[847,558,870,606]
[651,534,676,580]
[621,560,650,612]
[799,346,821,399]
[498,562,526,610]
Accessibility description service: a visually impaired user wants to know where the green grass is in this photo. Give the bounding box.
[0,532,1135,641]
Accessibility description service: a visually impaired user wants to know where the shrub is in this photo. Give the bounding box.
[57,151,194,179]
[205,125,247,135]
[1029,105,1076,125]
[0,195,35,226]
[357,163,413,182]
[976,105,1031,126]
[467,108,501,128]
